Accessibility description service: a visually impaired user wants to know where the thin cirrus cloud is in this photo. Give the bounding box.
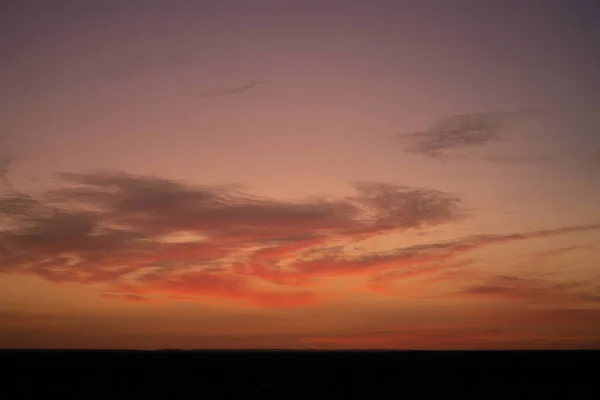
[455,275,589,304]
[481,154,562,165]
[392,108,547,161]
[360,227,600,301]
[1,169,599,307]
[197,80,265,99]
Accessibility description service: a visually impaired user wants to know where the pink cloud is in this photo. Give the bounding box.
[1,170,599,308]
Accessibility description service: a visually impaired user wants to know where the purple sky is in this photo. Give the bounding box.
[1,0,599,349]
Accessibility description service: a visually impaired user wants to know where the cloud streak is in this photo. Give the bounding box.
[455,275,591,304]
[481,154,561,165]
[392,108,544,160]
[197,80,265,99]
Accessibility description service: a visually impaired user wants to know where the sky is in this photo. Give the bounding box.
[1,0,600,350]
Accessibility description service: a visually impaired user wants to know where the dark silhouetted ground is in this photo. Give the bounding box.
[3,350,598,399]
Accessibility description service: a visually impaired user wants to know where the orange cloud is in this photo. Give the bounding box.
[365,260,475,295]
[1,170,599,308]
[531,245,597,258]
[107,271,327,308]
[99,292,161,304]
[448,276,595,306]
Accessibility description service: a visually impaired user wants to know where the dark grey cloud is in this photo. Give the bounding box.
[41,171,461,239]
[392,108,543,159]
[348,182,462,229]
[46,170,360,240]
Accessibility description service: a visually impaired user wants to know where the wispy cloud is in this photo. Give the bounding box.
[455,275,590,303]
[530,245,597,259]
[197,80,265,99]
[481,153,561,165]
[358,226,600,299]
[1,169,598,307]
[392,108,544,160]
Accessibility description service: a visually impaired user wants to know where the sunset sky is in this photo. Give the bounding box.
[1,0,600,350]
